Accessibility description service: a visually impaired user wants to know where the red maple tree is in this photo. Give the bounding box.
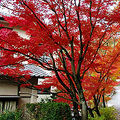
[0,0,120,119]
[82,43,120,117]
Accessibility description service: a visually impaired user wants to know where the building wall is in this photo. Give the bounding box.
[0,79,38,109]
[20,87,32,97]
[19,88,37,107]
[31,90,38,103]
[0,80,18,95]
[18,98,31,108]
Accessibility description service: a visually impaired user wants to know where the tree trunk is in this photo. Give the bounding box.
[102,95,106,108]
[93,95,101,117]
[78,84,88,120]
[88,108,94,118]
[73,102,81,120]
[81,101,88,120]
[95,105,101,117]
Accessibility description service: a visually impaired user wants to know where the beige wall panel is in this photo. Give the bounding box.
[20,88,32,97]
[31,90,37,103]
[0,82,18,95]
[18,98,31,108]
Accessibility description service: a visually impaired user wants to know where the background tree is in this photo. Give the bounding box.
[0,0,120,120]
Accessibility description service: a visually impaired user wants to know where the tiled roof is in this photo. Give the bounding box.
[24,64,50,77]
[4,64,51,77]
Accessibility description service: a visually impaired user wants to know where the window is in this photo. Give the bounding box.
[0,99,17,112]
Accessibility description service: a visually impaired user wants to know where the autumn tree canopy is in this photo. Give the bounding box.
[0,0,120,120]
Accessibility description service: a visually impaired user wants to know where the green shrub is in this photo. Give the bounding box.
[26,102,72,120]
[100,107,117,120]
[0,110,23,120]
[88,115,105,120]
[88,107,117,120]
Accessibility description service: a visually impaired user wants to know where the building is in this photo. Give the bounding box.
[0,64,50,112]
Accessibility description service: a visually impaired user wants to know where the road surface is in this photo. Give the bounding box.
[107,86,120,120]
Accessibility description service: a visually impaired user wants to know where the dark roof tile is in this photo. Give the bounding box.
[24,64,50,77]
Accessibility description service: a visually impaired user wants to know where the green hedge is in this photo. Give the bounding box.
[88,107,117,120]
[26,102,72,120]
[0,110,23,120]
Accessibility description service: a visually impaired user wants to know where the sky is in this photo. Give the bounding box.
[0,0,14,16]
[0,0,119,16]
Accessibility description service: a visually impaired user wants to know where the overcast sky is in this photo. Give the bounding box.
[0,0,14,16]
[0,0,119,16]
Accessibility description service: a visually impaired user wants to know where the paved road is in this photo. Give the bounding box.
[107,86,120,120]
[115,107,120,120]
[107,86,120,107]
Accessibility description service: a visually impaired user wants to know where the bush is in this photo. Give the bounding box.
[88,115,105,120]
[88,107,117,120]
[26,102,72,120]
[100,107,117,120]
[0,110,23,120]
